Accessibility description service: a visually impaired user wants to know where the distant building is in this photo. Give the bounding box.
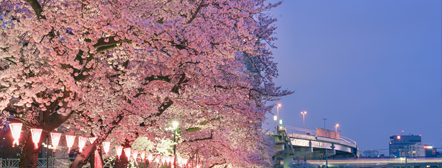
[362,150,380,157]
[389,134,421,157]
[424,145,438,157]
[406,144,425,157]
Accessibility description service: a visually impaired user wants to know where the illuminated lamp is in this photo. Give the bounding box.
[424,145,428,149]
[89,137,97,144]
[116,146,123,159]
[30,128,43,149]
[124,148,131,161]
[161,156,166,165]
[166,156,172,165]
[78,136,88,152]
[397,135,401,140]
[66,135,76,153]
[140,151,146,162]
[9,123,22,146]
[50,132,61,152]
[102,142,110,154]
[147,152,154,162]
[132,149,138,161]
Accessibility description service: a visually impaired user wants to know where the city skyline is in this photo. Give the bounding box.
[263,0,441,152]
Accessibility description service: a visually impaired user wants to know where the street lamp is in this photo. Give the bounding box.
[277,104,281,125]
[273,115,277,133]
[172,121,179,167]
[301,111,307,135]
[335,124,339,132]
[279,119,283,125]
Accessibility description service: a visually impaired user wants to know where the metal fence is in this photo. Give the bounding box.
[0,158,114,168]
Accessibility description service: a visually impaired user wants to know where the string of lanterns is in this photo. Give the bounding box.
[8,122,192,167]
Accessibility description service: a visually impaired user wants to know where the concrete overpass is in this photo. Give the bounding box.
[272,125,358,168]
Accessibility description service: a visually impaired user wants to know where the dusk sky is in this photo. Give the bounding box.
[263,0,441,153]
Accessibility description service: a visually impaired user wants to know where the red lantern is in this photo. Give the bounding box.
[124,148,131,160]
[78,136,88,152]
[132,149,138,161]
[116,146,123,159]
[30,128,42,149]
[102,142,110,154]
[9,123,22,146]
[66,135,76,153]
[89,137,97,144]
[140,151,146,162]
[50,132,61,152]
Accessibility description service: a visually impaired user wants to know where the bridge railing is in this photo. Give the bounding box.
[283,125,357,147]
[0,158,114,168]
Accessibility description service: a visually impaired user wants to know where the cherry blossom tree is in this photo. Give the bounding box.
[0,0,289,167]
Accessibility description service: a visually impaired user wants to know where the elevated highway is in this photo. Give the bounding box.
[272,125,358,168]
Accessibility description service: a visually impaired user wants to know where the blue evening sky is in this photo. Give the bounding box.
[263,0,441,153]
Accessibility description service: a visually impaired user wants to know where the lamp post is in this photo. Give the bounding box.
[323,118,327,129]
[172,121,179,168]
[335,124,339,132]
[273,115,277,133]
[276,104,281,125]
[301,111,307,134]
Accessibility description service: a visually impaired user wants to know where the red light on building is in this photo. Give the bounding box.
[397,135,401,139]
[424,145,428,149]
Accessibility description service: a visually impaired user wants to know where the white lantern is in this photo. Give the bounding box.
[30,128,42,149]
[50,132,61,152]
[78,136,88,152]
[102,142,110,154]
[65,135,76,153]
[9,123,22,146]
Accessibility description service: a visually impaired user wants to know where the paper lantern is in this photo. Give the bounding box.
[161,156,166,165]
[78,136,88,152]
[140,151,146,162]
[66,135,76,153]
[147,152,154,162]
[89,137,97,144]
[102,142,110,154]
[124,148,131,160]
[9,123,22,146]
[168,156,174,165]
[132,149,138,161]
[30,128,42,149]
[50,132,61,152]
[116,146,123,159]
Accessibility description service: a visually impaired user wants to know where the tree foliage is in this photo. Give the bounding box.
[0,0,290,167]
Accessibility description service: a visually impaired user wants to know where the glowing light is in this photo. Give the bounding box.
[147,152,154,162]
[102,142,110,154]
[132,149,138,160]
[88,137,97,144]
[277,103,281,107]
[124,148,131,160]
[30,128,43,149]
[66,135,76,153]
[397,135,401,140]
[50,132,61,152]
[116,146,123,159]
[140,151,146,162]
[427,146,433,149]
[78,136,88,152]
[279,119,283,125]
[172,121,179,129]
[273,115,277,121]
[9,123,22,146]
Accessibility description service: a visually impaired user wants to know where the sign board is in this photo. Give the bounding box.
[316,127,340,140]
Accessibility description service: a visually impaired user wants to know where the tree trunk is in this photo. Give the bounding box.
[70,142,97,168]
[18,133,42,168]
[19,112,71,168]
[114,149,129,168]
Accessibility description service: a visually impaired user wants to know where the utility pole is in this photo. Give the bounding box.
[323,118,327,129]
